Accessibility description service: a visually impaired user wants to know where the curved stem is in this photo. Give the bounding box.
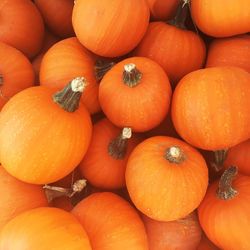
[165,146,186,164]
[95,59,115,81]
[108,127,132,159]
[212,149,228,172]
[123,64,142,87]
[216,166,238,200]
[53,77,87,112]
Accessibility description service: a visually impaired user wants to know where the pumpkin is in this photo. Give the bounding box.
[0,165,48,229]
[197,233,220,250]
[99,57,172,132]
[79,118,141,189]
[0,42,35,110]
[40,37,100,114]
[146,0,179,21]
[0,0,44,58]
[171,67,250,151]
[32,30,59,84]
[34,0,74,38]
[133,3,206,85]
[72,0,150,57]
[191,0,250,37]
[0,207,92,250]
[0,77,92,184]
[125,136,208,221]
[206,35,250,73]
[142,212,202,250]
[71,192,148,250]
[224,139,250,176]
[198,166,250,249]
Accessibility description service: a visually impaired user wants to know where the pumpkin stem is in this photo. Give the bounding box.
[53,77,87,112]
[95,59,115,81]
[165,146,186,164]
[168,0,189,29]
[212,149,228,172]
[108,127,132,159]
[217,166,238,200]
[43,179,87,203]
[123,63,142,87]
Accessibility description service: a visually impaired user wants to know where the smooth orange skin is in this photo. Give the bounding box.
[126,136,208,221]
[146,0,179,21]
[72,192,148,250]
[99,57,172,132]
[34,0,74,38]
[79,118,141,189]
[206,35,250,73]
[72,0,150,57]
[0,0,44,58]
[0,86,92,184]
[133,22,206,85]
[172,67,250,151]
[197,233,220,250]
[191,0,250,37]
[198,174,250,250]
[224,139,250,176]
[142,212,202,250]
[0,207,92,250]
[40,37,100,114]
[0,42,35,110]
[0,166,48,229]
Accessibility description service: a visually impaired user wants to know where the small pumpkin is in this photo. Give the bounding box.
[171,67,250,151]
[40,37,100,114]
[0,42,35,110]
[0,0,44,58]
[0,77,92,184]
[198,166,250,249]
[191,0,250,37]
[133,3,206,85]
[126,136,208,221]
[99,57,172,132]
[72,192,148,250]
[0,207,92,250]
[34,0,74,38]
[72,0,150,57]
[0,165,48,229]
[79,118,141,189]
[142,212,202,250]
[206,35,250,73]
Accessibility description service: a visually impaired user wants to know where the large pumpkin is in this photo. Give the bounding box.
[126,136,208,221]
[72,0,150,57]
[172,67,250,151]
[0,77,92,184]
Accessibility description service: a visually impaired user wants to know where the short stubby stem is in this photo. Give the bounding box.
[95,59,115,81]
[216,166,238,200]
[108,127,132,159]
[212,149,228,172]
[123,63,142,87]
[165,146,186,164]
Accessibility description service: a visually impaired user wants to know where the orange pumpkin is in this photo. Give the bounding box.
[197,233,220,250]
[142,212,202,250]
[0,77,92,184]
[126,136,208,221]
[146,0,179,21]
[40,37,100,114]
[34,0,74,38]
[224,139,250,176]
[72,0,150,57]
[0,207,92,250]
[206,35,250,73]
[0,42,35,110]
[133,3,206,85]
[191,0,250,37]
[99,57,172,132]
[172,67,250,151]
[0,0,44,58]
[79,118,141,189]
[0,165,48,229]
[198,167,250,249]
[72,192,148,250]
